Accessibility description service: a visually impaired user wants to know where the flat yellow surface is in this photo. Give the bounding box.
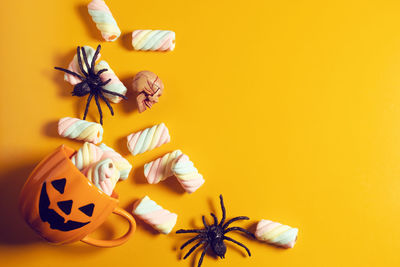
[1,0,400,266]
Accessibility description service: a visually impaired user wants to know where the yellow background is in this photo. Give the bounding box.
[1,0,400,266]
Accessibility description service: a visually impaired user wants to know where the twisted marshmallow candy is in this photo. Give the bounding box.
[94,61,127,103]
[132,196,178,234]
[255,219,298,248]
[64,46,97,85]
[127,123,170,156]
[58,117,103,144]
[63,46,127,102]
[132,30,175,51]
[88,0,121,42]
[71,142,104,170]
[99,143,132,180]
[82,159,120,196]
[144,150,182,184]
[172,154,205,193]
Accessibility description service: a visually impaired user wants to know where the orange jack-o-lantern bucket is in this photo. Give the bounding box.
[18,145,136,247]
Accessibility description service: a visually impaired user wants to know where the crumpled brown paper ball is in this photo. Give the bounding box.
[132,71,164,113]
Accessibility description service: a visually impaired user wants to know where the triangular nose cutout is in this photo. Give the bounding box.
[57,200,73,215]
[51,178,66,194]
[79,203,95,217]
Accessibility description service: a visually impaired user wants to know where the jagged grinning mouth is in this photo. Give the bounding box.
[38,182,90,232]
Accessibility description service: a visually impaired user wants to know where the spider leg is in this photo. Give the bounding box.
[54,67,84,80]
[183,240,206,260]
[202,216,208,228]
[90,45,101,73]
[180,234,203,250]
[96,68,108,76]
[197,243,210,267]
[101,88,128,100]
[81,47,92,75]
[223,236,252,256]
[223,227,255,238]
[99,78,112,86]
[153,88,161,96]
[176,229,206,234]
[76,46,88,77]
[222,216,250,230]
[218,195,226,227]
[99,91,114,116]
[144,100,152,109]
[83,94,94,120]
[94,94,103,125]
[210,213,218,226]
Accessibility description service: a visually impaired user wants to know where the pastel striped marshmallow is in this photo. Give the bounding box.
[63,46,127,104]
[132,30,175,51]
[82,159,120,196]
[144,150,182,184]
[88,0,121,42]
[132,196,178,234]
[171,154,205,193]
[64,46,97,85]
[254,219,298,248]
[127,123,170,156]
[94,60,127,103]
[99,143,132,180]
[58,117,103,144]
[71,142,104,170]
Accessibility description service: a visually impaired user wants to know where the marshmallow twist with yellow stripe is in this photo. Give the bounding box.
[144,150,182,184]
[171,154,205,193]
[71,142,104,170]
[132,196,178,234]
[82,158,120,196]
[58,117,103,144]
[64,46,97,85]
[132,30,175,51]
[99,143,132,180]
[88,0,121,42]
[94,60,127,103]
[254,219,298,248]
[63,46,127,103]
[127,123,170,156]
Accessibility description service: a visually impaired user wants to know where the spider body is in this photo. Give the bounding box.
[55,45,127,125]
[176,195,255,267]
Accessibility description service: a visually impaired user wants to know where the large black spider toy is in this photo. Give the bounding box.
[54,45,127,125]
[176,195,255,267]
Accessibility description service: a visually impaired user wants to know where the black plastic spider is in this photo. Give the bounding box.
[54,45,127,125]
[176,195,255,267]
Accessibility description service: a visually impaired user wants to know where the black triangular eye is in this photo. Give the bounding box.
[79,204,94,217]
[51,178,66,194]
[57,200,73,215]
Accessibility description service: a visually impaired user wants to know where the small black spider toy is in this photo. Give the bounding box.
[176,195,255,267]
[54,45,127,125]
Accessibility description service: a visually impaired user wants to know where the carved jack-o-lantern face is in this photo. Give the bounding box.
[39,178,95,231]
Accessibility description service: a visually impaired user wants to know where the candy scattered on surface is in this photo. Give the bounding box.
[88,0,121,42]
[132,71,164,113]
[132,30,175,51]
[144,150,182,184]
[82,158,120,196]
[127,123,170,156]
[58,117,103,144]
[132,195,178,234]
[71,142,104,170]
[254,219,298,248]
[172,154,204,193]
